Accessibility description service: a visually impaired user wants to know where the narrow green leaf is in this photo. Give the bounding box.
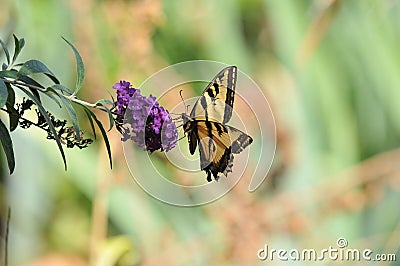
[19,38,25,50]
[49,86,80,139]
[18,59,60,84]
[12,35,25,64]
[95,100,115,130]
[18,75,45,89]
[61,98,80,140]
[42,91,62,108]
[0,118,15,174]
[48,85,77,113]
[83,108,97,139]
[5,84,18,131]
[51,84,73,95]
[12,35,21,64]
[0,39,10,65]
[18,76,45,103]
[104,108,115,131]
[6,83,15,106]
[0,79,8,108]
[1,70,43,105]
[20,87,67,170]
[0,70,18,79]
[95,99,114,106]
[62,37,85,93]
[93,115,112,169]
[19,73,60,108]
[82,106,112,168]
[6,103,19,132]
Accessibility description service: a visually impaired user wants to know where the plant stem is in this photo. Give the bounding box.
[65,95,97,108]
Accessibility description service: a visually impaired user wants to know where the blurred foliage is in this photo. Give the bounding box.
[1,0,400,265]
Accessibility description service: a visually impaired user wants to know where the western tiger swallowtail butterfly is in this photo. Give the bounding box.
[181,66,253,182]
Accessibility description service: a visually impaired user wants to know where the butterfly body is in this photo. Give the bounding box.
[181,66,253,182]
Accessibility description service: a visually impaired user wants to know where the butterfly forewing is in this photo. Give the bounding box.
[190,66,237,124]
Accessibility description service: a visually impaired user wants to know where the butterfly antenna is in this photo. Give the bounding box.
[179,90,188,114]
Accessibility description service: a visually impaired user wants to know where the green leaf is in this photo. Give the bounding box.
[41,91,62,108]
[0,39,10,65]
[48,84,76,109]
[0,69,45,105]
[95,100,115,130]
[19,38,25,50]
[6,83,15,106]
[12,35,25,64]
[2,72,44,103]
[18,75,45,89]
[0,79,8,109]
[95,99,114,106]
[0,70,18,79]
[18,59,60,84]
[0,118,15,174]
[49,86,80,139]
[82,106,112,168]
[6,103,19,132]
[62,37,85,93]
[106,109,114,131]
[61,98,80,139]
[51,84,73,95]
[18,75,44,103]
[5,84,18,131]
[83,107,96,139]
[20,87,67,170]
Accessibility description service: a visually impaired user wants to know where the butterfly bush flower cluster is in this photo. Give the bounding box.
[113,80,136,116]
[113,81,178,152]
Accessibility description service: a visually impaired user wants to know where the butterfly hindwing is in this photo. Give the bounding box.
[194,121,253,181]
[190,66,237,124]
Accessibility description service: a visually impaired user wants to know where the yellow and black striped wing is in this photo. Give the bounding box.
[194,121,253,181]
[190,66,237,124]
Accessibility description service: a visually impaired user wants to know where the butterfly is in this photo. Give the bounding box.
[181,66,253,182]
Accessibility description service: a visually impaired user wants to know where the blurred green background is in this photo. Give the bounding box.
[1,0,400,265]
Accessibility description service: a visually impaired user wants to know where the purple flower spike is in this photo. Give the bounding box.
[113,81,178,152]
[113,81,137,115]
